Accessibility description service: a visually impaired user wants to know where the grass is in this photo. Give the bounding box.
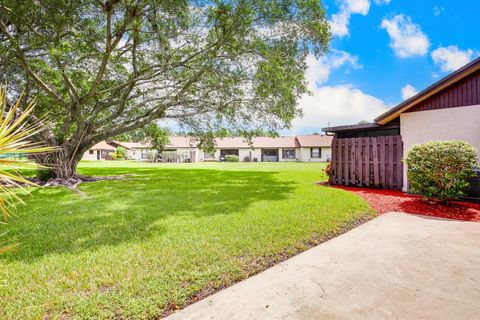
[0,161,373,319]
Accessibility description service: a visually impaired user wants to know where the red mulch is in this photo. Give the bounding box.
[331,185,480,222]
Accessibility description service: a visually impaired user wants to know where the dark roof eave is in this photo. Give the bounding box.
[322,123,381,133]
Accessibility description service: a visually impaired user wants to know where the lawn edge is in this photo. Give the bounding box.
[160,211,375,318]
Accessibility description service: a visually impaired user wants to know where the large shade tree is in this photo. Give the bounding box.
[0,0,330,183]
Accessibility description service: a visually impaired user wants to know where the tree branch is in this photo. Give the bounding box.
[0,20,69,108]
[82,2,138,102]
[56,61,81,105]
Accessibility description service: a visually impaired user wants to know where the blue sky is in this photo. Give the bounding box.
[284,0,479,135]
[163,0,479,135]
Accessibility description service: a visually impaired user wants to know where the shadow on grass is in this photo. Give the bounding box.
[2,168,295,263]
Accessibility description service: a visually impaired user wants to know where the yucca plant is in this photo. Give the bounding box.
[0,87,55,253]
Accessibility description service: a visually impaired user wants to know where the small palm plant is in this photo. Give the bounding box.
[0,87,55,253]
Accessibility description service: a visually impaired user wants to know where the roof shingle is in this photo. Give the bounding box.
[295,134,332,147]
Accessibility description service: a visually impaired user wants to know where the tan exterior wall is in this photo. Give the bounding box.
[298,147,331,162]
[125,149,136,160]
[239,148,262,162]
[213,149,221,160]
[131,147,149,161]
[212,147,331,162]
[81,149,115,161]
[82,150,98,161]
[400,104,480,191]
[175,147,200,162]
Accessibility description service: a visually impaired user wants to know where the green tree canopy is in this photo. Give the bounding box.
[145,123,171,155]
[0,0,330,181]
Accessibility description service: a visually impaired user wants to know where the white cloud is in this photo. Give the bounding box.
[432,6,444,16]
[286,51,388,133]
[401,84,418,100]
[329,0,370,38]
[329,12,351,38]
[345,0,370,14]
[329,0,392,38]
[380,15,430,58]
[289,85,389,133]
[431,45,475,72]
[305,50,361,89]
[374,0,391,5]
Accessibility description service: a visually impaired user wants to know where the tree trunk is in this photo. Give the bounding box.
[32,144,89,186]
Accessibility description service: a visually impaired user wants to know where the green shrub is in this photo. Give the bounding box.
[224,155,239,162]
[115,146,126,159]
[404,140,478,202]
[324,162,333,183]
[112,153,118,160]
[36,169,55,182]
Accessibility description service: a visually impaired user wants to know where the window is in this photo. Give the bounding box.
[263,149,277,157]
[220,149,239,157]
[101,150,111,159]
[282,148,295,159]
[311,148,321,158]
[141,149,148,159]
[89,150,94,155]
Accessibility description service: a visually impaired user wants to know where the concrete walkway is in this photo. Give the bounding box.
[166,212,480,320]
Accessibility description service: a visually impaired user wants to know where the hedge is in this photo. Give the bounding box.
[404,140,478,202]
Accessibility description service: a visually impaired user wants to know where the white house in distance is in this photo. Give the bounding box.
[82,141,116,160]
[81,134,333,162]
[109,137,201,162]
[211,135,332,162]
[108,141,151,161]
[296,135,333,162]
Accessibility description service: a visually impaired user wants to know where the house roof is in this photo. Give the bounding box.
[375,55,480,125]
[322,122,401,133]
[252,136,299,148]
[295,134,333,147]
[91,141,116,151]
[214,136,299,149]
[214,137,250,148]
[167,136,199,148]
[108,134,332,150]
[112,141,150,149]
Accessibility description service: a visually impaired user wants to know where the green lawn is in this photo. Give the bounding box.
[0,161,373,319]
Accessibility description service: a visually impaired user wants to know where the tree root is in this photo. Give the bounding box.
[31,174,138,188]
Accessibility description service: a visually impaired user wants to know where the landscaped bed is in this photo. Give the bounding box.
[0,162,373,319]
[332,185,480,222]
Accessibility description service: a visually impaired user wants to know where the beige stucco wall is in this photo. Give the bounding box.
[124,149,134,160]
[400,104,480,191]
[82,150,98,161]
[205,147,332,162]
[131,147,148,161]
[239,148,262,162]
[176,147,200,162]
[298,147,331,162]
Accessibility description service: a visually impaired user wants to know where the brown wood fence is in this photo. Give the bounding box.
[330,136,403,190]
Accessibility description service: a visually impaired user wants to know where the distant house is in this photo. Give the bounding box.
[82,141,116,160]
[212,135,332,162]
[163,136,201,162]
[296,135,333,162]
[81,134,333,163]
[108,141,151,161]
[324,56,480,194]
